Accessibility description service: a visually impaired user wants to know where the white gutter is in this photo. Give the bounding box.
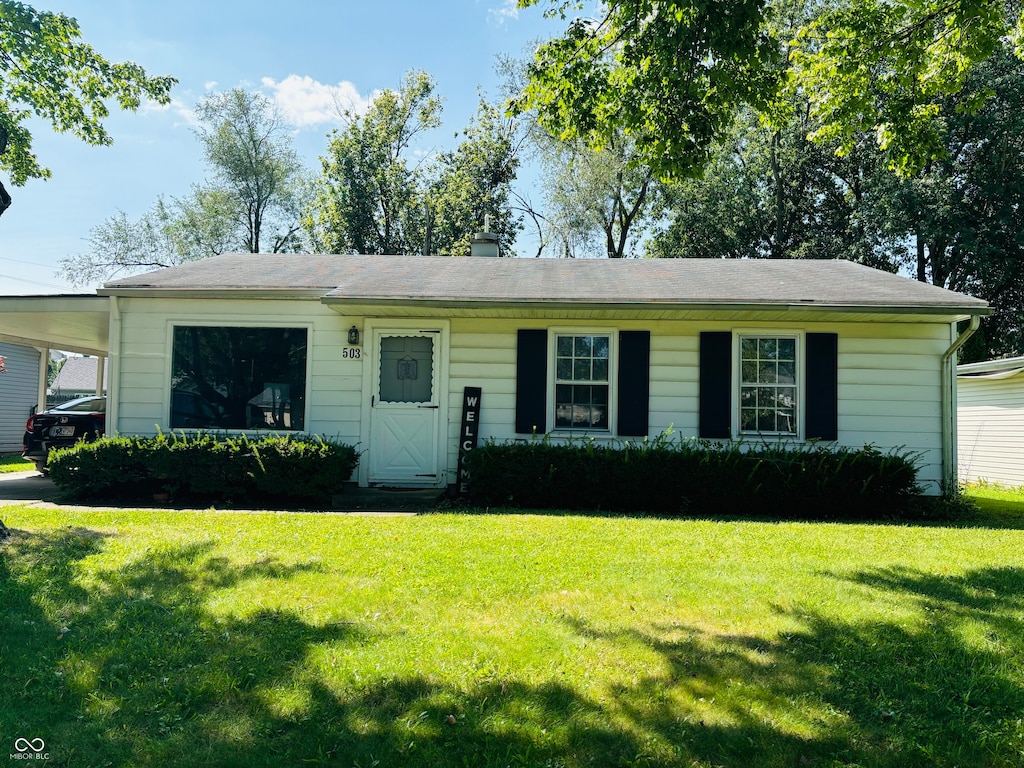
[941,314,982,494]
[958,367,1024,381]
[957,354,1024,376]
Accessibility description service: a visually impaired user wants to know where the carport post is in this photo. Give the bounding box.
[96,355,105,395]
[36,345,49,413]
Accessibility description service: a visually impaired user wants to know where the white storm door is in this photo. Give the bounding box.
[368,331,441,485]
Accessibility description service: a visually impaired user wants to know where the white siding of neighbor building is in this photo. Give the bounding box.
[0,343,41,453]
[111,297,953,493]
[958,372,1024,488]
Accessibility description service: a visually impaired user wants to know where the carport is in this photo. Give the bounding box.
[0,295,111,410]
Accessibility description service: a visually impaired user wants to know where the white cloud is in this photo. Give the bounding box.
[488,0,519,24]
[204,81,218,91]
[261,75,375,128]
[142,96,200,128]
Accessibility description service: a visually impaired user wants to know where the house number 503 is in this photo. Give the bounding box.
[342,347,362,359]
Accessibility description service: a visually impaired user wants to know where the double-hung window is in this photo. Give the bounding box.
[516,329,650,437]
[739,335,798,435]
[700,331,837,441]
[554,333,610,430]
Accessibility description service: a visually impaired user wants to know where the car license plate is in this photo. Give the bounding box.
[51,426,76,437]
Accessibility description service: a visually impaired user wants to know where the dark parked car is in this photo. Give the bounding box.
[22,395,106,473]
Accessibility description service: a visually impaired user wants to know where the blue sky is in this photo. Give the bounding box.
[0,0,562,295]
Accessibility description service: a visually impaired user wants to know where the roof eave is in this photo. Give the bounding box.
[92,288,991,321]
[97,287,331,300]
[321,295,991,319]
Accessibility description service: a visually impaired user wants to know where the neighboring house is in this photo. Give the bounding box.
[957,356,1024,488]
[0,342,41,452]
[48,355,107,403]
[66,253,989,496]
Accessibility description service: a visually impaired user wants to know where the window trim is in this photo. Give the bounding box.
[546,327,618,435]
[164,320,314,433]
[732,329,805,439]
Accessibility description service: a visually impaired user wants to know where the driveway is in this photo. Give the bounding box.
[0,469,436,513]
[0,470,59,505]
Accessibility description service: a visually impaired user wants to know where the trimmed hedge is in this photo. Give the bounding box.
[48,432,360,506]
[463,436,923,519]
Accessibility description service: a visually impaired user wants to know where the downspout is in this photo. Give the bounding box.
[108,296,121,438]
[940,314,981,495]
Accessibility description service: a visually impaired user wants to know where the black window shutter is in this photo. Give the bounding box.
[617,330,650,436]
[515,329,548,434]
[699,331,732,438]
[805,332,839,441]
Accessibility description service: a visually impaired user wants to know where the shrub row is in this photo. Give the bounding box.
[48,432,360,506]
[463,436,923,518]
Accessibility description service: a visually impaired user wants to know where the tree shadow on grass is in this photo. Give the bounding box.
[2,528,1024,767]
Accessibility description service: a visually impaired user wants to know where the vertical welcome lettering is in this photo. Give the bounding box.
[457,387,482,493]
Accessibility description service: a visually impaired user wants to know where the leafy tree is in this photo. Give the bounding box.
[789,0,1021,176]
[537,134,659,258]
[193,89,305,254]
[869,50,1024,357]
[46,354,63,386]
[647,104,898,265]
[61,88,307,285]
[426,98,522,257]
[307,70,441,255]
[308,72,523,256]
[0,2,175,218]
[511,0,780,180]
[515,0,1024,179]
[61,191,231,284]
[498,51,660,258]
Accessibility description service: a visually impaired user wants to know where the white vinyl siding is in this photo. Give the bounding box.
[958,371,1024,487]
[112,298,365,452]
[446,317,949,494]
[0,343,41,452]
[111,300,954,495]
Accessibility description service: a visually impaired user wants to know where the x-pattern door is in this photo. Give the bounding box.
[368,331,440,486]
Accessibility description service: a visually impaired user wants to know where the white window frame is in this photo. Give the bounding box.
[547,328,618,434]
[733,330,804,439]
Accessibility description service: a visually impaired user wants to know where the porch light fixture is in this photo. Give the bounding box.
[348,325,361,345]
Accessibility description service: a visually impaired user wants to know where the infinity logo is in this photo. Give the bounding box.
[13,738,45,753]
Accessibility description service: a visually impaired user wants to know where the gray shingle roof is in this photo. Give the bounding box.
[49,356,106,393]
[101,253,988,313]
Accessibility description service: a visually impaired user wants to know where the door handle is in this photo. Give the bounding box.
[417,405,439,409]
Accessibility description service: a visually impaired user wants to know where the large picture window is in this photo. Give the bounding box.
[554,333,610,430]
[171,326,307,430]
[739,336,797,435]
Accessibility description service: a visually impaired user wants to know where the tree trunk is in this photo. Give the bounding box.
[770,132,785,257]
[0,179,11,219]
[916,232,928,282]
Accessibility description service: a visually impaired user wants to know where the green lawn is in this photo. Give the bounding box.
[0,453,31,473]
[1,491,1023,767]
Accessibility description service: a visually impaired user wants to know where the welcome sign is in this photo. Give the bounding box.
[457,387,482,492]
